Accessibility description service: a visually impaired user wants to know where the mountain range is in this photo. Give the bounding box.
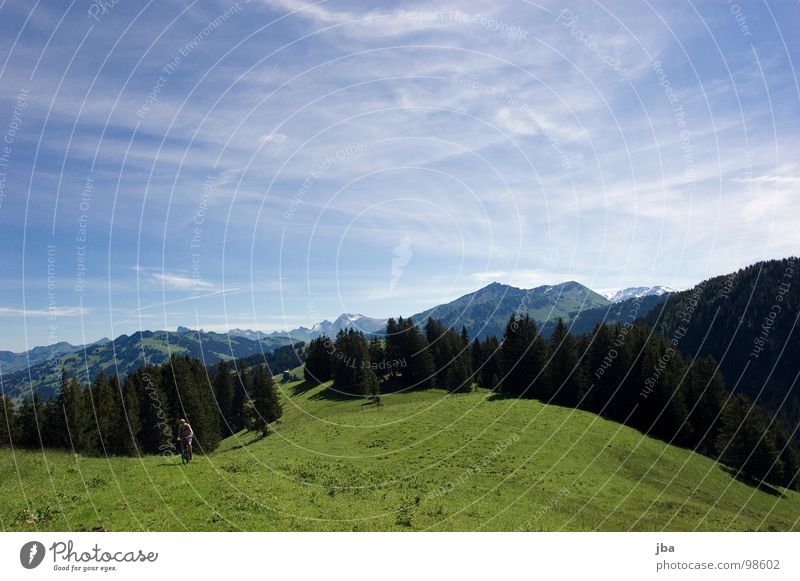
[0,281,670,397]
[225,313,389,342]
[2,280,674,402]
[4,256,800,446]
[0,330,294,402]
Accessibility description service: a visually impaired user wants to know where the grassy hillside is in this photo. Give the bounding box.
[1,372,798,531]
[2,330,296,402]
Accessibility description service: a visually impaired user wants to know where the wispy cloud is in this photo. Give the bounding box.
[0,307,90,318]
[151,273,215,291]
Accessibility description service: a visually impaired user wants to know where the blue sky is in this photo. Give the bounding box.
[0,0,798,351]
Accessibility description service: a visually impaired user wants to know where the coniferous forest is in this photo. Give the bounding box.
[303,314,799,491]
[1,352,285,458]
[4,310,797,493]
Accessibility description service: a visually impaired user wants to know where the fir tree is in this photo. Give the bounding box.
[247,364,282,436]
[548,318,584,407]
[0,394,16,446]
[305,336,333,383]
[716,395,784,485]
[214,360,235,437]
[500,315,547,398]
[130,365,173,455]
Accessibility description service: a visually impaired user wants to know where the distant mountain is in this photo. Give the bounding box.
[604,285,674,303]
[0,337,110,374]
[226,328,271,341]
[644,257,800,440]
[411,281,611,339]
[1,329,294,401]
[266,313,389,340]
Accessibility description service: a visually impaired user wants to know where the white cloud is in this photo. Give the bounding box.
[0,307,90,318]
[151,273,215,291]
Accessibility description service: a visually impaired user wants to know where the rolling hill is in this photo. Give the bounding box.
[1,376,798,531]
[0,329,293,402]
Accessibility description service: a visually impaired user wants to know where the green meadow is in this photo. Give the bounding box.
[2,374,798,532]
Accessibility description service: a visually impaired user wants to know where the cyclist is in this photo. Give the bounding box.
[178,419,193,461]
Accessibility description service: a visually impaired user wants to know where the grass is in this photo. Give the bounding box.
[1,374,798,531]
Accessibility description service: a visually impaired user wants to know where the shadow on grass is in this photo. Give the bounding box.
[308,378,432,402]
[486,391,523,402]
[221,433,266,452]
[290,379,320,396]
[309,386,364,402]
[721,466,785,496]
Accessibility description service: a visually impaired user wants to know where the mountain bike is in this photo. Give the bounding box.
[180,437,192,464]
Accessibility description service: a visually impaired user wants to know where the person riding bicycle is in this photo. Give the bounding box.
[178,419,193,459]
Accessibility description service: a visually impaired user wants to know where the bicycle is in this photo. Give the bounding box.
[180,437,193,464]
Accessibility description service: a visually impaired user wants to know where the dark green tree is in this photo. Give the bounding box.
[84,371,119,455]
[500,314,547,398]
[230,362,249,433]
[52,370,87,451]
[129,365,173,455]
[163,356,222,454]
[214,360,235,437]
[15,393,44,448]
[305,336,333,384]
[0,394,16,446]
[548,318,584,407]
[395,317,435,389]
[247,364,282,436]
[684,356,727,456]
[716,395,784,485]
[368,337,387,380]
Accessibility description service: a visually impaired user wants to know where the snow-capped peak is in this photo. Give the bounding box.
[604,286,674,303]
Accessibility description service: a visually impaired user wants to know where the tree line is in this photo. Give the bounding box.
[304,314,799,491]
[0,354,283,457]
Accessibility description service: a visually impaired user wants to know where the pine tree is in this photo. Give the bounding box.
[130,366,173,455]
[368,337,387,380]
[164,356,222,454]
[716,395,784,485]
[424,317,448,380]
[649,360,693,446]
[120,374,141,455]
[356,364,381,402]
[584,323,614,413]
[0,394,17,446]
[53,370,87,451]
[384,317,401,377]
[214,360,235,437]
[548,318,584,407]
[49,369,71,449]
[479,335,501,390]
[500,315,547,398]
[15,393,43,448]
[685,356,727,456]
[231,362,248,434]
[470,337,484,378]
[445,354,471,392]
[305,336,333,383]
[247,364,282,436]
[85,371,119,455]
[771,423,800,490]
[401,318,435,389]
